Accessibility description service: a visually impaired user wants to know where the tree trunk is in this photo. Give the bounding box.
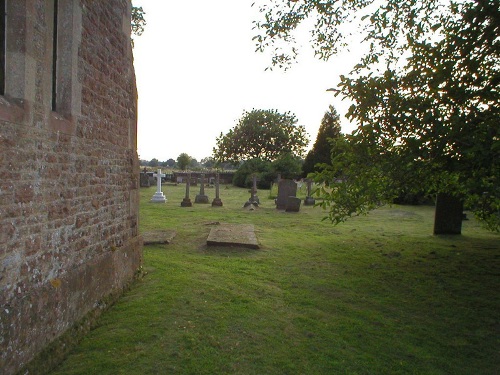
[433,193,464,235]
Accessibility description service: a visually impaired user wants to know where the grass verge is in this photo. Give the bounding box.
[51,184,499,374]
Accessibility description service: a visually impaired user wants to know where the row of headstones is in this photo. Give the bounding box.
[150,169,223,207]
[149,169,316,211]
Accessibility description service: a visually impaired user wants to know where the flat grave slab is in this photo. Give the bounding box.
[143,230,177,245]
[206,224,259,249]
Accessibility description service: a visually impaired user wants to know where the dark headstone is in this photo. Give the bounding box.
[140,172,150,187]
[433,193,463,235]
[276,179,297,209]
[285,196,301,212]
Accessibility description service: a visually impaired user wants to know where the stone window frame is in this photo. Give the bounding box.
[0,0,82,133]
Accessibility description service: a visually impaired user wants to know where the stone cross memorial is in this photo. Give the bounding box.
[195,173,209,203]
[304,179,315,206]
[244,173,259,207]
[181,173,193,207]
[212,172,223,206]
[150,169,166,203]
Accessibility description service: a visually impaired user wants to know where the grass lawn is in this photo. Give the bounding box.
[51,183,499,374]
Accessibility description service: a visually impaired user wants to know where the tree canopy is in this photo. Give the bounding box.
[302,105,342,177]
[253,0,499,231]
[213,109,309,164]
[176,153,192,171]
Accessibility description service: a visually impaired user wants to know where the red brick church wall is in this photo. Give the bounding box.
[0,1,142,373]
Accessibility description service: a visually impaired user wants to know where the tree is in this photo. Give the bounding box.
[176,153,192,171]
[253,0,499,232]
[131,5,146,36]
[302,105,342,177]
[201,157,216,169]
[149,158,158,168]
[166,158,175,167]
[213,109,309,164]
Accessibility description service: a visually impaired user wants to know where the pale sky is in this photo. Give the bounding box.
[132,0,361,162]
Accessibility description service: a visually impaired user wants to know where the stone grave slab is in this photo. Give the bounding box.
[143,230,177,245]
[206,224,259,249]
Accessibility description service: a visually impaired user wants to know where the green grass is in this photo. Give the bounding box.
[51,184,499,374]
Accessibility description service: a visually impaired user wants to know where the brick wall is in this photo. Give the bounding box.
[0,1,142,373]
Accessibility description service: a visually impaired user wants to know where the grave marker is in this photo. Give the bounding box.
[150,169,166,203]
[211,172,223,206]
[181,173,193,207]
[195,173,209,203]
[276,179,297,209]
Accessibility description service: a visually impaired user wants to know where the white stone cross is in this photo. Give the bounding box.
[150,169,167,203]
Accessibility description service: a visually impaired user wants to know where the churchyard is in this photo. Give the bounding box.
[51,182,499,374]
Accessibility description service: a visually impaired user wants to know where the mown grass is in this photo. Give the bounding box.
[51,183,499,374]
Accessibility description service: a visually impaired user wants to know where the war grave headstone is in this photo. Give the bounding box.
[304,179,316,206]
[211,172,223,206]
[181,173,193,207]
[150,169,166,203]
[244,174,259,207]
[206,224,259,249]
[275,179,297,209]
[195,173,209,203]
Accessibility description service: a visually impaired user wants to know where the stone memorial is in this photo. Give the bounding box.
[285,196,301,212]
[150,169,166,203]
[276,179,297,209]
[140,170,150,187]
[181,173,193,207]
[304,179,315,205]
[211,172,223,206]
[244,174,259,207]
[195,173,209,203]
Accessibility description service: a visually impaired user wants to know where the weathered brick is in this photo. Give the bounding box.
[0,1,142,374]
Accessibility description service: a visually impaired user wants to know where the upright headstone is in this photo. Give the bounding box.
[181,173,193,207]
[276,179,297,209]
[140,168,150,188]
[195,173,209,203]
[433,193,463,234]
[211,172,223,206]
[150,169,166,203]
[304,179,315,206]
[285,196,301,212]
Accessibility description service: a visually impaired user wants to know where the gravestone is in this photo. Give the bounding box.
[140,169,150,188]
[211,172,223,206]
[195,173,209,203]
[433,193,463,234]
[276,179,297,209]
[150,169,166,203]
[181,173,193,207]
[304,179,315,205]
[244,174,259,207]
[206,224,259,249]
[285,196,301,212]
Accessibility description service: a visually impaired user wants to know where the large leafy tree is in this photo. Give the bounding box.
[213,109,309,164]
[253,0,499,232]
[176,153,192,171]
[302,105,342,177]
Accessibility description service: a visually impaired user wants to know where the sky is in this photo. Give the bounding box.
[132,0,362,162]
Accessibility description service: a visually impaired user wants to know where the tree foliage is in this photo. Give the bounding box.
[253,0,500,231]
[302,105,342,177]
[213,109,309,164]
[131,6,146,37]
[176,153,192,171]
